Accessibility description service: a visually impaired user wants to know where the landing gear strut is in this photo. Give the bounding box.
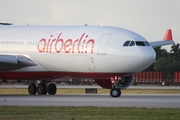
[110,76,123,98]
[28,82,57,95]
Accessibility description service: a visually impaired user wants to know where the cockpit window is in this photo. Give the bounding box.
[129,41,135,46]
[123,41,130,46]
[144,41,150,46]
[123,40,150,47]
[135,41,145,46]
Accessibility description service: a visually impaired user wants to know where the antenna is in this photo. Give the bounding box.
[100,22,103,26]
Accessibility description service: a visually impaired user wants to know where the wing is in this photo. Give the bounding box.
[0,53,37,71]
[149,29,174,47]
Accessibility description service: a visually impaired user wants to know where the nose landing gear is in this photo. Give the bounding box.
[110,88,121,97]
[110,76,123,98]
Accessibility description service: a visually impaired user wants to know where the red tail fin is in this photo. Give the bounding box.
[163,29,172,41]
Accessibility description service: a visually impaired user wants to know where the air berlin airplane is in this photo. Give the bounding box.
[0,23,174,97]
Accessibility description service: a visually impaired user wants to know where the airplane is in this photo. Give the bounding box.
[0,23,174,97]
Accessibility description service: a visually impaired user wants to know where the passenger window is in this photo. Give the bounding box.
[136,41,145,46]
[129,41,135,46]
[123,41,130,46]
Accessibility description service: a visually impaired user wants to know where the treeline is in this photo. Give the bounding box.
[145,43,180,78]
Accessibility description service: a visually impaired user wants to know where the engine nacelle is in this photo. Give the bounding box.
[95,75,134,89]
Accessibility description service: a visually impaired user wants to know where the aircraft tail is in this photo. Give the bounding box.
[163,29,172,41]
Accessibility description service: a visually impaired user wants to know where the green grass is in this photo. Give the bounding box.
[0,106,180,120]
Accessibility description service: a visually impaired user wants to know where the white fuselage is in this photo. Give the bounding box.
[0,25,156,79]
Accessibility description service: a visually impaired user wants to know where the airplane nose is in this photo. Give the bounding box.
[140,47,156,69]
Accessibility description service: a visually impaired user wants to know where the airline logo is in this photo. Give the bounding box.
[37,33,95,54]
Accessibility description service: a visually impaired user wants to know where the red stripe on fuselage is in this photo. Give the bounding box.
[0,72,133,80]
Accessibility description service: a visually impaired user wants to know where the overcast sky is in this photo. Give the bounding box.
[0,0,180,51]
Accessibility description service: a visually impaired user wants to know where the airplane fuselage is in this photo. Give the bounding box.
[0,25,174,97]
[0,25,155,79]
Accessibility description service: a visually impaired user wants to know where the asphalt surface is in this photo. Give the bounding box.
[0,85,180,108]
[0,94,180,108]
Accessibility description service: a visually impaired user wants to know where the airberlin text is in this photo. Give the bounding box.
[37,33,95,54]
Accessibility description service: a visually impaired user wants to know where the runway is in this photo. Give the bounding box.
[0,94,180,108]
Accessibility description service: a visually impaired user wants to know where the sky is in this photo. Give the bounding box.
[0,0,180,51]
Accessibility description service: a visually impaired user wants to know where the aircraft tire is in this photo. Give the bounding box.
[47,83,57,95]
[37,83,47,95]
[28,83,37,95]
[110,88,121,97]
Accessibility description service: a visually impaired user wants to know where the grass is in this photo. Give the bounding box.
[0,88,180,95]
[121,89,180,94]
[0,106,180,120]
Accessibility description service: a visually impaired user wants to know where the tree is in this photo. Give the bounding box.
[145,43,180,78]
[144,46,168,71]
[170,43,180,60]
[154,47,168,59]
[154,56,180,77]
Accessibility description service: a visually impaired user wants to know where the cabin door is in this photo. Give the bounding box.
[97,34,111,55]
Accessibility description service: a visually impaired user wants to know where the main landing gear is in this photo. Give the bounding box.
[28,82,57,95]
[110,76,123,98]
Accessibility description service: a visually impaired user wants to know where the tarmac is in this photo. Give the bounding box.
[0,94,180,108]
